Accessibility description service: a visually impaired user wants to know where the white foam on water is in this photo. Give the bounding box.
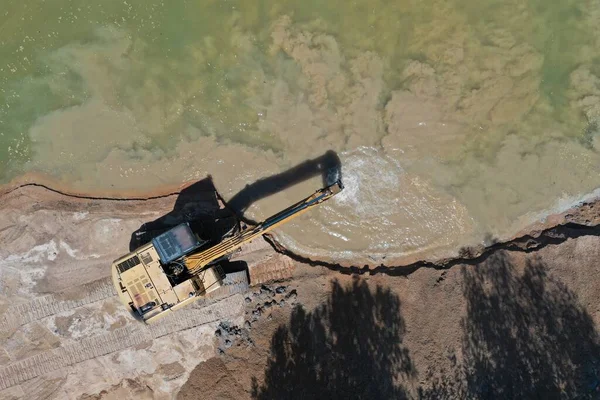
[272,147,477,263]
[524,187,600,226]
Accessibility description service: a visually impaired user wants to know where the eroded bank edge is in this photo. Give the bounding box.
[3,182,600,276]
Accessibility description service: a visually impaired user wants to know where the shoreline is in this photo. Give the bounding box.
[3,179,600,270]
[2,175,600,398]
[0,172,199,200]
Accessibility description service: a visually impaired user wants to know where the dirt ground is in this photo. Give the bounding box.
[0,181,288,399]
[1,182,600,399]
[180,236,600,399]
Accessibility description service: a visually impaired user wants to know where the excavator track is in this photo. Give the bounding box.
[19,375,65,400]
[213,271,251,298]
[0,258,279,337]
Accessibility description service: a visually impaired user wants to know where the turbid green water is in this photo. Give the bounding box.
[2,0,600,262]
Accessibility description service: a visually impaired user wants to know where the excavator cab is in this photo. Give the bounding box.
[152,223,204,263]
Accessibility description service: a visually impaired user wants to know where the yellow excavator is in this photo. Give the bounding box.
[111,179,343,323]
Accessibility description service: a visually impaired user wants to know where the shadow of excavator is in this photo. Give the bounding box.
[226,150,342,224]
[128,150,342,272]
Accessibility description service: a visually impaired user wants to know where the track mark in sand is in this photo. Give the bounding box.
[0,294,244,391]
[247,254,295,286]
[0,271,253,334]
[19,375,64,400]
[0,278,117,336]
[0,261,274,336]
[210,271,251,298]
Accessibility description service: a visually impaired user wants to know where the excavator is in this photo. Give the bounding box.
[111,179,343,323]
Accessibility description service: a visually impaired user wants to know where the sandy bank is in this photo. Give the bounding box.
[1,183,600,398]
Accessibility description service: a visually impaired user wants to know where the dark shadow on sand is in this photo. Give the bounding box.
[251,278,415,400]
[419,252,600,399]
[128,176,236,252]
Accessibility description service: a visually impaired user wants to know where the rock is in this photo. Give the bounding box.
[260,285,273,295]
[285,290,298,301]
[275,286,286,294]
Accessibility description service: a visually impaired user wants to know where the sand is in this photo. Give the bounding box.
[1,184,600,398]
[2,4,600,398]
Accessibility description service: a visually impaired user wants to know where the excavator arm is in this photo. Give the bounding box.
[183,179,344,274]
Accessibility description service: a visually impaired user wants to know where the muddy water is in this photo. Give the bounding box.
[2,0,600,263]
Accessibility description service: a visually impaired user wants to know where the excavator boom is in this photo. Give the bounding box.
[184,179,343,273]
